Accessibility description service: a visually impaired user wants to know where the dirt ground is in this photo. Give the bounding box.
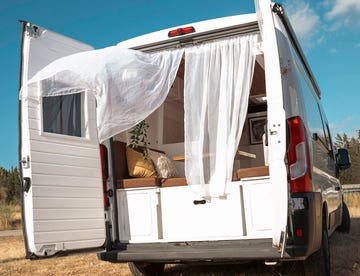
[1,207,359,276]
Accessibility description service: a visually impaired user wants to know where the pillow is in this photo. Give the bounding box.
[148,149,178,178]
[126,146,156,178]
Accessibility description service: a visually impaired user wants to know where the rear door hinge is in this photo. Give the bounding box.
[25,23,41,38]
[21,155,30,169]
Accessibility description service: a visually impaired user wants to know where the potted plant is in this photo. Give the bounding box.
[128,120,150,159]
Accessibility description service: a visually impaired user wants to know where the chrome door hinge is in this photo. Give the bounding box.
[25,23,41,38]
[21,155,30,169]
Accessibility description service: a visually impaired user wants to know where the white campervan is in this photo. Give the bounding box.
[19,1,351,275]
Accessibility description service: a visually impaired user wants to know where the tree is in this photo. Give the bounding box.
[7,167,21,204]
[0,166,21,204]
[334,130,360,184]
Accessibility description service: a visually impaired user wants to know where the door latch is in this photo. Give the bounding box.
[23,177,31,193]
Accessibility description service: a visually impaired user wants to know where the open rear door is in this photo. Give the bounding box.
[255,0,288,253]
[19,22,105,257]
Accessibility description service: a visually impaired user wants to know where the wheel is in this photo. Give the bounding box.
[128,262,165,276]
[337,202,351,233]
[303,215,330,276]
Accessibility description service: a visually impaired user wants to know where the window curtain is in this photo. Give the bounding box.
[20,46,184,142]
[184,34,257,199]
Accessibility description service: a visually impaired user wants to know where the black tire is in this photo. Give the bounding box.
[303,215,330,276]
[337,202,351,233]
[128,262,165,276]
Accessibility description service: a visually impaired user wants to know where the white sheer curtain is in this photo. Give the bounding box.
[184,34,258,199]
[20,46,184,142]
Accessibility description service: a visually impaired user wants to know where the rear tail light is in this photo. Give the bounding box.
[99,144,109,208]
[295,228,303,237]
[287,116,312,193]
[168,26,195,37]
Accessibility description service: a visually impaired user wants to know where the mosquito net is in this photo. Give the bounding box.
[184,34,258,198]
[20,33,258,198]
[20,46,184,142]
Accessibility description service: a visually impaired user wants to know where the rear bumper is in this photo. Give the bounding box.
[98,239,283,263]
[99,192,323,263]
[285,192,322,258]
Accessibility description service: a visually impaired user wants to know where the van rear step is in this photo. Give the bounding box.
[98,239,281,263]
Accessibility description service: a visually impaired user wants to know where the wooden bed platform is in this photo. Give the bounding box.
[113,141,269,189]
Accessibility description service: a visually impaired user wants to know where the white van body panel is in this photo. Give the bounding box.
[116,14,258,50]
[270,6,342,234]
[20,23,105,256]
[111,2,286,250]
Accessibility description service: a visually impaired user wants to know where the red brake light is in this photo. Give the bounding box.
[168,26,195,37]
[287,116,312,193]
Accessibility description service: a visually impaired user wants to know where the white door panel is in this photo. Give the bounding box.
[255,0,288,249]
[19,22,105,257]
[118,188,160,243]
[242,179,273,236]
[160,185,245,241]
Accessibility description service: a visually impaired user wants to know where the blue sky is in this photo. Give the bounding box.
[0,0,359,169]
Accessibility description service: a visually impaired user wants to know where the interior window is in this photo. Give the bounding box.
[42,93,83,137]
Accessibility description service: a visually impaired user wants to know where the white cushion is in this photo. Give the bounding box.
[148,150,178,178]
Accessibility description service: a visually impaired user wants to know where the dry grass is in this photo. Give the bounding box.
[332,190,360,275]
[0,236,131,276]
[330,207,360,276]
[344,191,360,213]
[1,218,359,275]
[0,194,358,275]
[0,204,21,230]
